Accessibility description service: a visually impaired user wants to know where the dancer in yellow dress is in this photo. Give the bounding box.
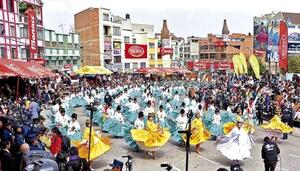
[75,119,110,166]
[261,114,293,142]
[182,112,211,153]
[131,113,171,159]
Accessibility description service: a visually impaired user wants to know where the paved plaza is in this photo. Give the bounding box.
[68,108,300,171]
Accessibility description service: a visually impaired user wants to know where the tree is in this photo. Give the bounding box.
[288,57,300,73]
[248,57,266,76]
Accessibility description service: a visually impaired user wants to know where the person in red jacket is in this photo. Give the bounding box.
[50,127,62,157]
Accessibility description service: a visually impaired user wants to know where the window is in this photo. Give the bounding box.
[59,60,63,65]
[0,0,3,9]
[45,60,49,67]
[66,60,70,64]
[11,47,17,59]
[133,62,138,69]
[21,48,26,58]
[25,46,30,58]
[7,0,14,12]
[114,56,121,63]
[124,36,130,43]
[10,26,15,37]
[132,38,136,44]
[113,27,121,36]
[37,29,43,40]
[140,62,146,68]
[220,53,226,59]
[0,47,5,58]
[0,24,4,35]
[21,26,28,38]
[38,47,43,57]
[103,14,109,21]
[125,63,130,68]
[149,43,155,48]
[73,60,77,65]
[150,54,155,59]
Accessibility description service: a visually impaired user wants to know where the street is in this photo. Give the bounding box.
[66,107,300,171]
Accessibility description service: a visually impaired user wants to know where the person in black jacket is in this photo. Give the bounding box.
[261,136,280,171]
[104,92,112,105]
[0,141,16,171]
[65,146,89,171]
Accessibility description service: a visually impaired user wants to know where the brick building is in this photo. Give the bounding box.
[188,19,253,71]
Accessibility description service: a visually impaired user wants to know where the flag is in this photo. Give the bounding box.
[249,55,260,79]
[239,53,248,74]
[232,55,240,75]
[279,21,288,71]
[236,54,244,74]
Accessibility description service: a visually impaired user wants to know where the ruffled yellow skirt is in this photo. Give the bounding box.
[74,137,111,161]
[131,129,171,150]
[261,115,293,133]
[223,122,255,135]
[182,128,211,145]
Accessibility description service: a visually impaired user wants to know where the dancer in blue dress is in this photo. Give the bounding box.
[103,106,125,137]
[67,113,82,141]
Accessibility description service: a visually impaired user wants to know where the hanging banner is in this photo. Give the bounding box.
[279,21,288,71]
[239,53,248,74]
[249,55,260,79]
[27,9,37,55]
[125,44,147,59]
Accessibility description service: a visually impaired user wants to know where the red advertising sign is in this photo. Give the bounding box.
[279,21,288,71]
[160,48,173,56]
[27,9,37,56]
[214,62,234,70]
[125,44,147,59]
[214,40,226,47]
[193,62,210,70]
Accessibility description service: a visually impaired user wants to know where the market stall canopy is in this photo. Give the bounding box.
[0,59,55,78]
[75,66,113,75]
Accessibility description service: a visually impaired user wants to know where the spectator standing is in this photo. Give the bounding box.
[50,127,62,157]
[0,141,16,171]
[29,98,40,124]
[261,136,280,171]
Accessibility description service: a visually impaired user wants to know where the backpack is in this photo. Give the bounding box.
[61,135,71,152]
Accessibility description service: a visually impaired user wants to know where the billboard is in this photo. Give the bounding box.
[125,44,147,59]
[254,17,269,50]
[267,20,280,62]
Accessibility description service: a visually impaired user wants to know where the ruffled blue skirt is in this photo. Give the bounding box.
[102,118,124,137]
[123,124,139,151]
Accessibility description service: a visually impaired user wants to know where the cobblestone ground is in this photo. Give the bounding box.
[43,108,300,171]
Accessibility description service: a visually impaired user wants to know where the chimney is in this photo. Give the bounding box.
[125,13,130,20]
[222,19,230,35]
[161,19,170,40]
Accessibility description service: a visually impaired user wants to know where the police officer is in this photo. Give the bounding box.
[261,136,280,171]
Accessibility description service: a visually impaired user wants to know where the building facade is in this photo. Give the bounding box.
[44,29,81,71]
[75,7,160,72]
[187,19,253,71]
[0,0,44,60]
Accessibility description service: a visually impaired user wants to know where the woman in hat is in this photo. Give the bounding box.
[75,119,110,164]
[182,112,211,153]
[216,120,252,163]
[103,106,125,138]
[67,113,81,142]
[131,113,171,159]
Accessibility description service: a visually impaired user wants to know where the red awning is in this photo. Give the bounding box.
[0,59,55,78]
[0,64,18,77]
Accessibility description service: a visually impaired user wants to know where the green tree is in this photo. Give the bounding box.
[288,57,300,73]
[248,58,266,76]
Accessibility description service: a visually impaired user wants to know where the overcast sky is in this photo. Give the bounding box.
[43,0,300,37]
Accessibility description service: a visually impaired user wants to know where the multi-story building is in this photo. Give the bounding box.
[183,36,203,65]
[0,0,44,61]
[44,29,81,71]
[75,7,158,72]
[187,19,253,71]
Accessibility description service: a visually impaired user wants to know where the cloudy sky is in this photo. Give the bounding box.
[43,0,300,37]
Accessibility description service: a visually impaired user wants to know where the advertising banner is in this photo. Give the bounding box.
[27,9,37,55]
[193,61,210,70]
[104,38,112,51]
[113,42,121,55]
[160,48,173,56]
[278,21,288,71]
[125,44,148,59]
[267,20,280,62]
[254,17,269,50]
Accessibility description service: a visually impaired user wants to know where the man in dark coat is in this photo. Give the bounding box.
[261,137,280,171]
